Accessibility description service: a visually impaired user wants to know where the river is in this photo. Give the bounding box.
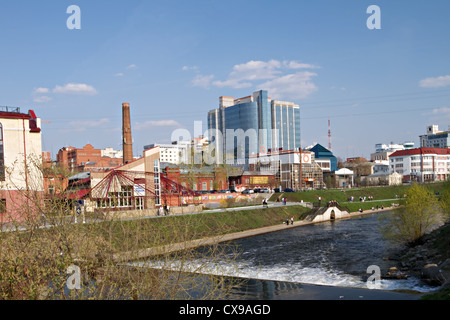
[138,211,439,299]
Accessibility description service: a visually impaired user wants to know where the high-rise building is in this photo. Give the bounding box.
[207,90,301,165]
[271,99,301,152]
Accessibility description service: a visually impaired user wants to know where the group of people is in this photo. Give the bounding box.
[284,217,294,226]
[158,205,170,216]
[347,195,374,202]
[327,200,340,207]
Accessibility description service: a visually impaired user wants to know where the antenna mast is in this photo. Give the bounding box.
[328,119,332,151]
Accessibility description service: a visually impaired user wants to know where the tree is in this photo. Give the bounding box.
[0,158,243,300]
[380,183,444,244]
[440,179,450,217]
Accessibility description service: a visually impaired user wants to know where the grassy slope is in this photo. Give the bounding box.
[271,182,446,212]
[100,205,311,251]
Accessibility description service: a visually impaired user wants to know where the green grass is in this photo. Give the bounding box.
[96,205,311,251]
[344,200,401,213]
[271,182,446,208]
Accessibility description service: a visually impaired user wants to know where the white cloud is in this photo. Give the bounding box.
[260,71,319,99]
[33,87,50,94]
[53,83,98,95]
[182,65,199,72]
[419,75,450,88]
[431,107,450,117]
[191,74,215,89]
[62,118,111,132]
[283,60,320,69]
[135,120,182,130]
[212,60,282,89]
[115,73,124,77]
[33,96,53,103]
[127,64,137,70]
[192,59,320,99]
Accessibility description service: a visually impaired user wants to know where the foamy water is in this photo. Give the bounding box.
[132,213,438,294]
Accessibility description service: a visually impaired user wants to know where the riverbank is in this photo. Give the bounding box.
[113,204,396,262]
[383,221,450,300]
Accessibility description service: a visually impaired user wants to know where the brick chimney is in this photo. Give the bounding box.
[122,103,133,164]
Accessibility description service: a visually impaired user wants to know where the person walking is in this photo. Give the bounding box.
[291,217,294,225]
[262,198,268,208]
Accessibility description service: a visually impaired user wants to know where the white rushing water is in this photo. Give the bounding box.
[132,213,439,294]
[132,256,436,293]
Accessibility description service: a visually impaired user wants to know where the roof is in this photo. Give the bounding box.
[67,189,90,200]
[308,144,336,158]
[68,172,90,181]
[241,171,274,176]
[335,168,354,175]
[368,171,401,177]
[390,147,450,158]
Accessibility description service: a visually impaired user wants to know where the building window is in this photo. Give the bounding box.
[0,199,6,213]
[154,160,161,206]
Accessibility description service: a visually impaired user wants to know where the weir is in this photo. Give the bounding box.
[304,205,350,223]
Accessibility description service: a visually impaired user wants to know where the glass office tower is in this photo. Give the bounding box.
[207,90,301,165]
[271,100,301,152]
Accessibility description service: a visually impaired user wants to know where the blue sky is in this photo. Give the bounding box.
[1,0,450,160]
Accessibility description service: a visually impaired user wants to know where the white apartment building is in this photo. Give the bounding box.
[389,147,450,182]
[420,125,450,148]
[371,141,414,161]
[101,147,123,159]
[144,143,188,164]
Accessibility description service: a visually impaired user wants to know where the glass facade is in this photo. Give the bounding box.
[224,101,258,161]
[294,108,301,150]
[271,101,301,152]
[208,90,301,163]
[254,90,272,152]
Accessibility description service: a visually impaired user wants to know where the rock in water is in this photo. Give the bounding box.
[383,267,408,280]
[421,264,447,286]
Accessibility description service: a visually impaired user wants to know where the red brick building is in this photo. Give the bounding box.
[57,144,122,173]
[163,165,228,193]
[228,171,276,192]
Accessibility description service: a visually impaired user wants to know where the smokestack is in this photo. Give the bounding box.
[122,103,133,164]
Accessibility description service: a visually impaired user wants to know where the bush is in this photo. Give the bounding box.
[380,183,444,245]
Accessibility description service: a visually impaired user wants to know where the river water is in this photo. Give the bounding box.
[139,212,438,299]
